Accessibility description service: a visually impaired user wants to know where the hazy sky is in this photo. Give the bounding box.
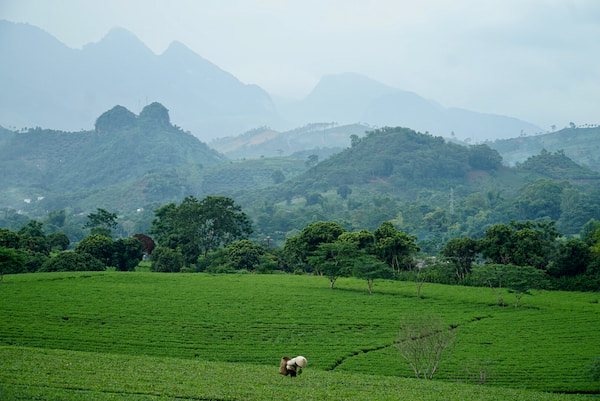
[2,0,599,129]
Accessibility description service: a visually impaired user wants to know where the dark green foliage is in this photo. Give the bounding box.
[39,251,105,272]
[226,239,265,271]
[440,237,480,281]
[47,232,70,251]
[83,208,119,232]
[516,179,567,220]
[199,240,276,273]
[582,219,600,245]
[271,169,285,184]
[467,144,502,170]
[111,237,144,271]
[352,253,393,293]
[470,264,550,307]
[17,220,45,240]
[337,184,352,199]
[0,228,19,248]
[480,221,559,270]
[150,247,184,272]
[550,239,591,277]
[284,221,347,273]
[197,248,232,273]
[149,196,252,264]
[75,234,113,266]
[17,220,49,255]
[95,105,137,135]
[308,239,357,288]
[374,221,420,272]
[0,247,27,278]
[305,192,323,206]
[44,209,67,229]
[0,225,49,272]
[517,149,600,180]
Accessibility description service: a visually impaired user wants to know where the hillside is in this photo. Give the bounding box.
[266,127,519,202]
[517,148,600,180]
[233,127,600,246]
[3,115,600,243]
[210,123,369,159]
[490,126,600,171]
[0,103,226,212]
[0,20,276,140]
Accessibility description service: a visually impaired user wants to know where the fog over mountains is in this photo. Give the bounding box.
[0,21,275,139]
[1,20,542,142]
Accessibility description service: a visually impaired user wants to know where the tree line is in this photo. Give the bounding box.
[1,195,599,293]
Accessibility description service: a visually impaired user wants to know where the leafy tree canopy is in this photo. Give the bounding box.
[40,251,105,272]
[149,195,252,263]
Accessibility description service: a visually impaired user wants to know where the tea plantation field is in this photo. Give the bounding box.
[0,272,598,400]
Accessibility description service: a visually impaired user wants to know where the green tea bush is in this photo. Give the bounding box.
[40,251,104,272]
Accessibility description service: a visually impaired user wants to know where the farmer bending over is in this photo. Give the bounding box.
[279,356,307,377]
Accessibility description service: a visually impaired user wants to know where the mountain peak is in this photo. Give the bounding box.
[83,26,154,57]
[163,40,191,54]
[308,72,394,100]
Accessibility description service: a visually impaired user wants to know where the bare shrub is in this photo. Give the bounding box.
[395,313,456,379]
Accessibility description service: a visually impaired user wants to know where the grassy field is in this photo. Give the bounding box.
[0,272,599,400]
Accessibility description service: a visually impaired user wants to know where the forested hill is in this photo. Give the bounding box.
[489,126,600,171]
[266,127,513,202]
[517,149,600,181]
[0,103,226,211]
[234,127,600,245]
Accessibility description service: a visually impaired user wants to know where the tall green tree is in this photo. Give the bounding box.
[83,208,119,238]
[374,222,420,272]
[481,221,559,270]
[284,221,346,273]
[0,228,19,249]
[111,237,144,271]
[352,253,393,294]
[550,239,591,278]
[0,247,27,281]
[480,224,514,265]
[17,220,49,256]
[471,264,549,307]
[75,234,113,267]
[47,232,70,251]
[440,237,480,281]
[150,247,184,273]
[149,196,252,264]
[307,239,357,288]
[515,179,566,221]
[226,240,265,271]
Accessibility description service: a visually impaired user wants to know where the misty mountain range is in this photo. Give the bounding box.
[1,20,542,142]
